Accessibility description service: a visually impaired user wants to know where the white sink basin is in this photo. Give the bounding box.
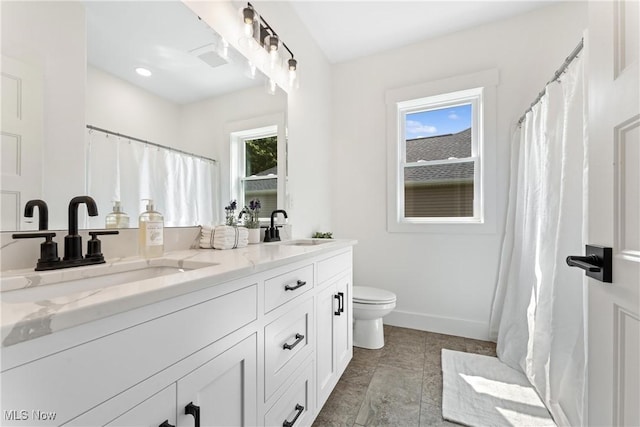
[1,259,217,304]
[282,239,333,246]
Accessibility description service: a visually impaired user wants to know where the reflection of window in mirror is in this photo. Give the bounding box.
[231,126,278,220]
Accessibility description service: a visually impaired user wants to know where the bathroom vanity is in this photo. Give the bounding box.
[0,239,355,426]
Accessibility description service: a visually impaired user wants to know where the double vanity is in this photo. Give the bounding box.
[1,238,355,426]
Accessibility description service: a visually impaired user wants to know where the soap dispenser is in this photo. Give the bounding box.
[138,199,164,258]
[105,201,130,229]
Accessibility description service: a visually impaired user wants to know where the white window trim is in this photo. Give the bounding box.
[386,69,499,234]
[227,112,287,220]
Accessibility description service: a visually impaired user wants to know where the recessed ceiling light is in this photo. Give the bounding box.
[135,67,152,77]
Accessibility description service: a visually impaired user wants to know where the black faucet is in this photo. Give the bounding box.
[264,210,288,242]
[64,196,99,261]
[12,196,119,271]
[24,199,48,230]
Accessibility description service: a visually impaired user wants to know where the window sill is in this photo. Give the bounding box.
[387,218,496,234]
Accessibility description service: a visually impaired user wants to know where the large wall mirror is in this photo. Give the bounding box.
[1,1,287,231]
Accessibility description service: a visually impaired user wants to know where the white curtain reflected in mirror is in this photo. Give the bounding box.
[86,130,219,228]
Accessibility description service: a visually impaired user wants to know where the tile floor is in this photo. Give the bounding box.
[313,325,497,427]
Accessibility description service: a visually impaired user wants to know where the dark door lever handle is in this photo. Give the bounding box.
[566,245,612,283]
[566,255,601,272]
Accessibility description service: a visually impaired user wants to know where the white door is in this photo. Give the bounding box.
[587,1,640,426]
[1,55,43,231]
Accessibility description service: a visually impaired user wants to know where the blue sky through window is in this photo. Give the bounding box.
[405,103,472,139]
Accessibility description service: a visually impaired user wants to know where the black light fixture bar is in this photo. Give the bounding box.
[247,2,295,60]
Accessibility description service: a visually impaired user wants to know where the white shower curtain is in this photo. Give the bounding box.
[489,54,586,426]
[86,131,219,228]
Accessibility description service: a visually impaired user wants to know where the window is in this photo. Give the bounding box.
[230,120,285,221]
[232,126,278,216]
[401,91,480,220]
[241,133,278,215]
[386,70,498,233]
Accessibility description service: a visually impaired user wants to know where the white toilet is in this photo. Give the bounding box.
[352,286,397,349]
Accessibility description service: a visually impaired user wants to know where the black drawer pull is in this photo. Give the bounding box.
[159,421,175,427]
[185,402,200,427]
[284,280,307,291]
[282,403,305,427]
[334,292,345,315]
[283,333,305,350]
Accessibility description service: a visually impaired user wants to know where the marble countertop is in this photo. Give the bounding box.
[0,239,356,347]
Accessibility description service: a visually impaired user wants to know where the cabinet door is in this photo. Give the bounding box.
[316,274,353,409]
[316,283,338,407]
[177,334,257,427]
[106,385,177,427]
[333,276,352,375]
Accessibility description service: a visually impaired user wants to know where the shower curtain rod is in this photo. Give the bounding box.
[86,124,217,163]
[517,38,584,127]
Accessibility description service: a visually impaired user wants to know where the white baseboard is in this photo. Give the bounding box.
[384,309,492,341]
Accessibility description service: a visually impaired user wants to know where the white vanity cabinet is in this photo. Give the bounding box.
[104,386,177,427]
[67,331,257,427]
[315,252,353,408]
[175,334,258,427]
[0,244,354,427]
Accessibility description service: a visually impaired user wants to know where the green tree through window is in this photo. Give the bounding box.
[245,136,277,175]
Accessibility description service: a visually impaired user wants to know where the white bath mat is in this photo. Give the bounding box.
[441,349,556,427]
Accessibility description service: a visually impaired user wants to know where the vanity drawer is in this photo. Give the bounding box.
[264,264,314,313]
[264,358,314,427]
[264,297,313,401]
[317,250,352,284]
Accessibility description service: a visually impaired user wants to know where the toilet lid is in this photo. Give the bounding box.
[353,286,396,304]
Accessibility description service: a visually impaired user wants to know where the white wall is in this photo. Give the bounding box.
[86,66,181,149]
[256,2,334,238]
[330,2,588,340]
[1,1,86,228]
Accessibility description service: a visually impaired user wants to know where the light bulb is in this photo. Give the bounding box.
[265,34,279,52]
[266,78,277,95]
[247,60,257,79]
[288,58,299,89]
[242,6,255,37]
[219,38,229,60]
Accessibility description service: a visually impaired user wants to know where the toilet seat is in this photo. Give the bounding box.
[353,286,396,304]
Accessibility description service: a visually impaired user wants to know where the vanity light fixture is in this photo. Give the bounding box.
[135,67,152,77]
[243,2,299,91]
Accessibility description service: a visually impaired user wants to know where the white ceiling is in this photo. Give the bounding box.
[288,1,558,64]
[83,1,558,104]
[85,1,265,105]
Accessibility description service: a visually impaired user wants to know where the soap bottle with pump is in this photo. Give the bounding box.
[138,199,164,258]
[105,201,130,229]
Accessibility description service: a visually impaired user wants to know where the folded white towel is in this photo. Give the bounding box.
[200,225,248,249]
